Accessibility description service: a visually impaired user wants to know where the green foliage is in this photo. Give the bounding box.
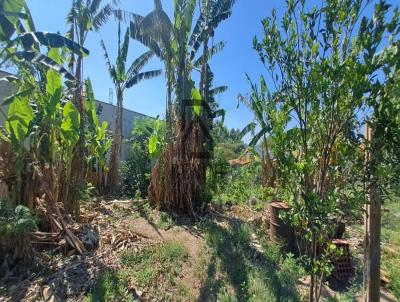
[120,241,188,297]
[147,118,165,158]
[207,121,268,206]
[157,211,175,230]
[0,0,88,77]
[73,182,95,204]
[381,199,400,299]
[247,1,399,297]
[3,90,33,146]
[120,118,162,197]
[0,201,36,235]
[84,271,137,302]
[277,253,305,294]
[211,161,271,207]
[85,79,112,170]
[200,221,303,301]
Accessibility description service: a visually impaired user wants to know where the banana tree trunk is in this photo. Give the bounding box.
[66,55,85,217]
[107,88,123,193]
[148,57,201,216]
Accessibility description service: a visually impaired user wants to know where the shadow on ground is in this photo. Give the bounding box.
[197,218,301,302]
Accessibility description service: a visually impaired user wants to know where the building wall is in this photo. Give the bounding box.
[95,100,151,160]
[0,70,152,160]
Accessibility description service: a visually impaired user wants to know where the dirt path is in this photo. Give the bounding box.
[1,200,398,302]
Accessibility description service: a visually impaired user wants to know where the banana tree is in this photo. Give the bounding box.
[85,79,112,193]
[66,0,117,211]
[238,74,276,187]
[100,22,161,192]
[128,0,236,215]
[0,48,81,207]
[0,0,89,77]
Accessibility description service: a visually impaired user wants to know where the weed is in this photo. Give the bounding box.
[382,199,400,299]
[73,182,95,203]
[200,221,303,301]
[277,253,305,295]
[0,201,36,235]
[120,241,188,299]
[157,211,175,230]
[176,283,195,302]
[84,271,137,302]
[217,287,238,302]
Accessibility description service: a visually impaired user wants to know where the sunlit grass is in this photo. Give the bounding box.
[382,198,400,299]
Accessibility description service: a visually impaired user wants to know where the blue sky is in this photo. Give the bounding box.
[25,0,393,134]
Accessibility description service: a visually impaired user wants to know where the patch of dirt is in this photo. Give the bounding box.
[0,200,208,302]
[2,200,398,302]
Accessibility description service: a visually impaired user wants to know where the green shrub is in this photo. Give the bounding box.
[120,118,160,198]
[0,201,36,235]
[277,253,305,293]
[73,182,95,204]
[85,271,136,302]
[211,161,272,206]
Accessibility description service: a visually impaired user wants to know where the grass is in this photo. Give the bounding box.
[156,211,175,230]
[381,198,400,299]
[120,240,188,299]
[197,220,305,301]
[85,241,189,301]
[84,271,137,302]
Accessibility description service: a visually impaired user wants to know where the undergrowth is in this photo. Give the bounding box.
[382,198,400,299]
[85,241,189,301]
[197,221,305,301]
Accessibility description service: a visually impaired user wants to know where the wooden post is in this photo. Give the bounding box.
[364,123,381,302]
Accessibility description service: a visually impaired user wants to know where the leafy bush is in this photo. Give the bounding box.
[211,161,272,207]
[0,201,37,268]
[120,118,161,197]
[277,253,305,292]
[73,182,95,204]
[0,201,36,235]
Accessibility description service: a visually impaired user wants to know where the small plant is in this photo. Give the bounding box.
[119,241,188,298]
[73,182,95,204]
[157,212,175,230]
[0,201,36,235]
[211,161,271,206]
[0,201,37,268]
[217,288,238,302]
[277,253,306,293]
[84,271,136,302]
[120,118,162,197]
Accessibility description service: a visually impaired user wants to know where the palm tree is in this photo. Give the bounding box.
[0,0,88,78]
[100,22,162,192]
[238,74,276,187]
[66,0,118,215]
[128,0,236,215]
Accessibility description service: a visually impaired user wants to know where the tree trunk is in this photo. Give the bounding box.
[149,62,203,216]
[364,123,381,302]
[107,89,123,193]
[66,56,85,217]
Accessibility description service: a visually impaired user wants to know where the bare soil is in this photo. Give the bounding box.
[0,200,398,302]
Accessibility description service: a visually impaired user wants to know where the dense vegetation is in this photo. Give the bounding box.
[0,0,399,301]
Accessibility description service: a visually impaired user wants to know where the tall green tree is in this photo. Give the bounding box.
[0,0,88,77]
[100,22,161,192]
[248,1,399,300]
[66,0,117,213]
[128,0,236,215]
